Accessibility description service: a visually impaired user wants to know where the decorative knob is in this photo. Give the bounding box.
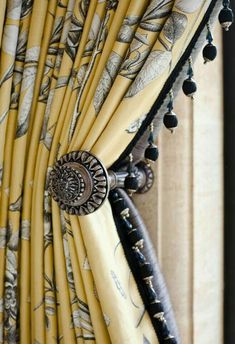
[49,150,109,215]
[49,151,154,215]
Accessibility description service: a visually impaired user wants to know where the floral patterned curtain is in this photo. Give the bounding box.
[0,0,218,343]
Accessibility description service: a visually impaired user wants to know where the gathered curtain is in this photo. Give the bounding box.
[0,0,218,343]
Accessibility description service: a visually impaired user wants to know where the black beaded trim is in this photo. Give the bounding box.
[109,189,177,344]
[112,0,219,171]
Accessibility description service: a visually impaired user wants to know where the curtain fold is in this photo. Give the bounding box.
[0,0,219,343]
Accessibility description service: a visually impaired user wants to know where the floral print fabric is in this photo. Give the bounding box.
[0,0,214,343]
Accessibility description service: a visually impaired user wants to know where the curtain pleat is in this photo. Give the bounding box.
[0,1,217,343]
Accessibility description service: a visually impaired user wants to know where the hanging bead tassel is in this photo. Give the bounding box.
[163,90,178,133]
[203,23,217,63]
[182,57,197,98]
[124,154,138,195]
[219,0,234,31]
[144,123,159,162]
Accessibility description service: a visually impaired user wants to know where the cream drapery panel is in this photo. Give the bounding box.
[0,1,218,343]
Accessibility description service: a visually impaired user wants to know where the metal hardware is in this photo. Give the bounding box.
[49,150,154,215]
[49,150,109,215]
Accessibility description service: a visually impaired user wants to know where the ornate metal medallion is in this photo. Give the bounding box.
[49,150,109,215]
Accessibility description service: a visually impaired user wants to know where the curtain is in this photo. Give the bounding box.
[0,1,219,343]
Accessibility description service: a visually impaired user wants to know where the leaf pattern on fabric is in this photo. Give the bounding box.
[11,68,23,108]
[7,230,19,252]
[6,0,21,20]
[83,256,91,270]
[9,195,22,212]
[110,270,127,299]
[140,0,173,32]
[38,60,54,103]
[117,16,140,43]
[106,0,118,11]
[75,63,88,89]
[126,114,147,133]
[4,248,19,343]
[84,13,101,57]
[0,110,9,125]
[16,46,40,137]
[125,50,171,98]
[47,16,64,57]
[40,89,55,149]
[66,15,83,59]
[0,64,14,87]
[71,309,95,335]
[175,0,203,13]
[103,313,111,327]
[0,228,7,249]
[56,75,70,89]
[21,220,30,240]
[2,25,19,56]
[21,0,33,18]
[44,171,53,250]
[94,51,122,114]
[16,29,28,62]
[66,3,87,61]
[163,11,187,46]
[120,49,150,81]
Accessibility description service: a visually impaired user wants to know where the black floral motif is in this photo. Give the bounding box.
[0,64,14,87]
[48,16,64,56]
[140,0,173,32]
[4,250,19,343]
[66,15,83,60]
[94,51,122,114]
[119,0,173,81]
[117,16,140,43]
[125,50,171,98]
[16,29,27,62]
[9,195,22,212]
[15,46,39,138]
[21,0,33,18]
[163,11,187,48]
[66,0,89,60]
[106,0,119,11]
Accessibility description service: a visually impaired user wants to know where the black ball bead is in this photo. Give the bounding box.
[203,43,217,63]
[144,143,159,162]
[124,173,138,192]
[163,111,178,131]
[219,7,234,31]
[182,78,197,97]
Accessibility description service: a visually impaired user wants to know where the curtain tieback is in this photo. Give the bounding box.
[49,150,153,215]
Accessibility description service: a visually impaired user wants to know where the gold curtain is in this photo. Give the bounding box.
[0,1,216,343]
